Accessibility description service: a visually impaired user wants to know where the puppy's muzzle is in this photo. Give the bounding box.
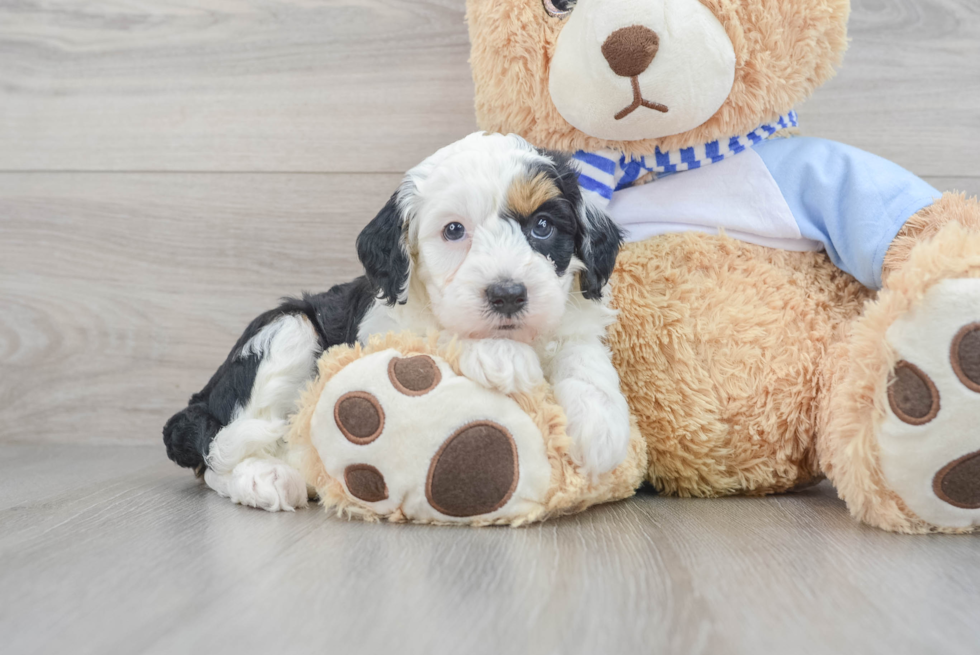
[486,281,527,318]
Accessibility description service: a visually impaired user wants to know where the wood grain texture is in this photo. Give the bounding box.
[1,172,979,446]
[0,172,399,444]
[2,4,979,654]
[797,0,980,177]
[1,444,978,655]
[0,0,478,173]
[1,0,978,176]
[922,176,980,198]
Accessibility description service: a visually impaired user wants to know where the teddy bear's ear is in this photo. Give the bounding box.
[356,190,412,306]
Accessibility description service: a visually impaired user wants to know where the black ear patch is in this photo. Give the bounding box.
[356,191,411,306]
[547,151,624,301]
[576,203,623,300]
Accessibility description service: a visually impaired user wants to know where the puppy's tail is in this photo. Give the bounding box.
[163,403,222,476]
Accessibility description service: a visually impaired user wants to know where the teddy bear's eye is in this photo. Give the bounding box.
[542,0,575,18]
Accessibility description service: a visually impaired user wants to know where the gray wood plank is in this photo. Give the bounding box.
[922,176,980,198]
[0,443,161,510]
[0,172,399,445]
[1,444,978,655]
[797,0,980,177]
[0,0,478,173]
[1,0,977,176]
[2,172,977,447]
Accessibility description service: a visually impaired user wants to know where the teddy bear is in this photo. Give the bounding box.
[287,0,980,533]
[289,332,649,526]
[454,0,980,533]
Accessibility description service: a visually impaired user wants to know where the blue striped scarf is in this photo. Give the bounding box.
[573,111,799,205]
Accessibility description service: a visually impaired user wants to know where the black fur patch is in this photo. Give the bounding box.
[162,277,377,472]
[356,192,410,306]
[504,194,579,276]
[576,202,624,300]
[163,404,223,475]
[280,277,378,350]
[505,151,624,300]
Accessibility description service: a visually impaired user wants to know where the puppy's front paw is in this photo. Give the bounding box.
[555,379,632,477]
[459,339,544,395]
[208,457,309,512]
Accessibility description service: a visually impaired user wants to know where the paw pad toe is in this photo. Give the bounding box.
[345,464,389,502]
[933,450,980,509]
[388,355,441,396]
[951,323,980,393]
[888,361,940,425]
[335,392,384,444]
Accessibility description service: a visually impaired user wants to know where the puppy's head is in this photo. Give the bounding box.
[356,132,623,343]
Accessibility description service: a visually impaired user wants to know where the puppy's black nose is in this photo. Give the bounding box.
[486,281,527,317]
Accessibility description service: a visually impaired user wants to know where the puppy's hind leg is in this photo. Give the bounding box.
[204,313,322,511]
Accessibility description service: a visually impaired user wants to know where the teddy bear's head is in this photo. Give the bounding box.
[466,0,850,156]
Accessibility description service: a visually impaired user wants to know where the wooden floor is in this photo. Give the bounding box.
[2,444,979,655]
[1,1,979,653]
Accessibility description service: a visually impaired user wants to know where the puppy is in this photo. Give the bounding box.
[163,132,631,511]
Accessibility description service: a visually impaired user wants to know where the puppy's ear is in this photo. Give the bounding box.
[575,200,624,300]
[550,153,624,301]
[356,191,411,306]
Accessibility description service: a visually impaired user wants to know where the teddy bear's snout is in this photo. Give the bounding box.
[601,25,660,78]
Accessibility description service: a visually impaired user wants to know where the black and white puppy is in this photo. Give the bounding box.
[164,132,630,511]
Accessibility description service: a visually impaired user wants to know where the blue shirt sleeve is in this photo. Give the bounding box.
[753,137,940,289]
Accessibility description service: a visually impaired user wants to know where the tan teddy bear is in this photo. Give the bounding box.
[290,0,980,533]
[462,0,980,533]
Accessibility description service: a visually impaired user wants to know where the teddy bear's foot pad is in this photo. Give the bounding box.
[933,450,980,509]
[426,422,518,517]
[881,279,980,528]
[309,349,551,524]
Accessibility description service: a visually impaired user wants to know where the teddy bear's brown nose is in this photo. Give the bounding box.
[602,25,660,78]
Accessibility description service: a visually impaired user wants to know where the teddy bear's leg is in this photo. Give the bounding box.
[819,193,980,533]
[305,349,557,524]
[881,194,980,278]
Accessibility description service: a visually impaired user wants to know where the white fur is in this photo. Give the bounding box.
[205,458,308,513]
[543,289,630,476]
[458,338,545,395]
[204,314,319,511]
[239,319,288,360]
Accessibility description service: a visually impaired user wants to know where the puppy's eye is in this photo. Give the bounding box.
[531,217,555,240]
[443,222,466,241]
[542,0,575,18]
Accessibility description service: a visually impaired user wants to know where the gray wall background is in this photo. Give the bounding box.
[1,0,978,445]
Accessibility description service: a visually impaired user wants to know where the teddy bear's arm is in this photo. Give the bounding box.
[752,136,941,289]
